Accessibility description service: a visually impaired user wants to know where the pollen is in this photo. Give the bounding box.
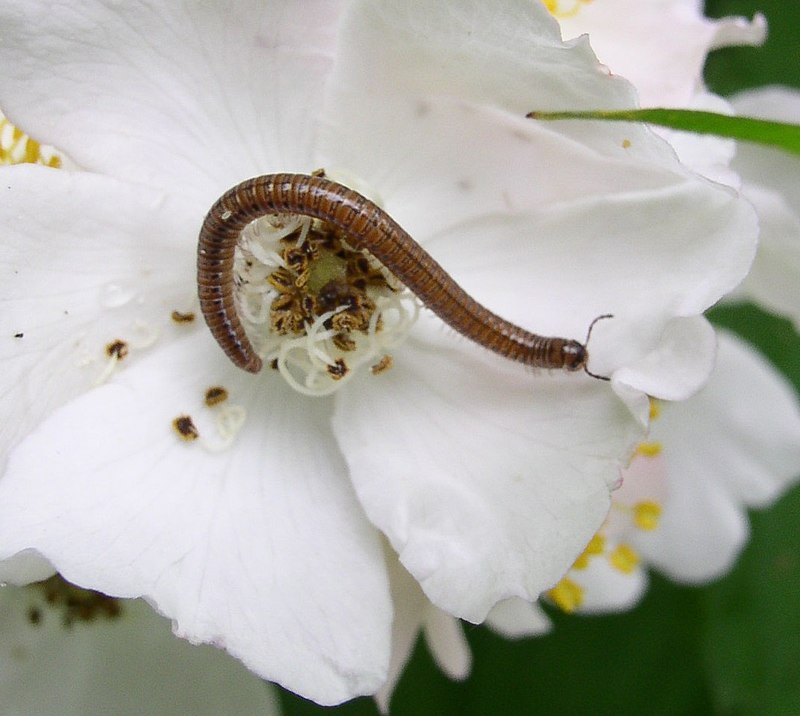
[105,339,129,360]
[204,386,229,406]
[171,309,196,323]
[649,398,661,421]
[548,577,585,613]
[543,0,592,19]
[633,500,662,531]
[0,112,62,167]
[572,533,606,570]
[636,441,662,458]
[609,544,640,574]
[172,414,200,442]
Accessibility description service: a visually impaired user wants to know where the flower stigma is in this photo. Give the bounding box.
[233,200,419,396]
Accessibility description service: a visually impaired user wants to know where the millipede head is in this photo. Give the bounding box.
[560,340,588,372]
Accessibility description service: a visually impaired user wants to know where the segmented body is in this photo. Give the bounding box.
[197,173,592,375]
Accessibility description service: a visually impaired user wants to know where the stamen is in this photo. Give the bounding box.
[173,415,200,442]
[0,111,62,167]
[609,544,640,574]
[636,441,663,458]
[233,209,419,396]
[633,501,662,531]
[28,574,122,627]
[548,577,585,613]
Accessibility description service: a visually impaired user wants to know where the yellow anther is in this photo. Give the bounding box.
[636,441,662,458]
[548,577,584,613]
[0,112,62,167]
[544,0,592,19]
[609,544,640,574]
[572,533,606,570]
[648,398,661,421]
[633,501,662,531]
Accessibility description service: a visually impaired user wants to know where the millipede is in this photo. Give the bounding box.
[197,173,611,379]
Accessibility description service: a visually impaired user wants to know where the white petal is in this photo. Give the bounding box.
[736,183,800,329]
[0,331,392,704]
[333,332,645,623]
[0,0,343,203]
[0,165,196,464]
[0,585,280,715]
[729,86,800,329]
[556,0,765,106]
[613,316,718,401]
[374,554,429,715]
[423,608,471,681]
[730,86,800,211]
[572,558,648,614]
[485,598,552,639]
[321,0,758,397]
[635,331,800,582]
[653,92,740,187]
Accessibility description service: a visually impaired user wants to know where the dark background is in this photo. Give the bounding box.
[280,1,800,713]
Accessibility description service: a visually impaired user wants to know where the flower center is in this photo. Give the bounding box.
[234,211,417,395]
[0,111,62,167]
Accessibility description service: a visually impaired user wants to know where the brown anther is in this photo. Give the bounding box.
[204,386,229,407]
[371,355,393,375]
[105,339,129,360]
[326,358,348,380]
[267,267,295,292]
[171,310,196,323]
[172,415,199,441]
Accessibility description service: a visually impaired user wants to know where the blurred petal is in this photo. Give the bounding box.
[730,86,800,329]
[0,0,343,204]
[555,0,765,106]
[485,598,552,639]
[0,585,280,715]
[734,184,800,330]
[572,557,648,614]
[333,331,645,623]
[0,331,392,704]
[635,331,800,582]
[424,609,471,681]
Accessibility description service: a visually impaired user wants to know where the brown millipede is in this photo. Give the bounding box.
[197,173,611,379]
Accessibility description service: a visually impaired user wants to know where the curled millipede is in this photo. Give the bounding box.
[197,173,611,379]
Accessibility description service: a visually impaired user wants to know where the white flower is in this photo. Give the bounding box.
[552,0,766,185]
[0,0,756,704]
[536,0,800,619]
[728,86,800,330]
[0,576,280,715]
[547,331,800,614]
[551,0,766,107]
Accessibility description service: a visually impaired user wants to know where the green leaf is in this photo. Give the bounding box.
[702,487,800,716]
[528,108,800,155]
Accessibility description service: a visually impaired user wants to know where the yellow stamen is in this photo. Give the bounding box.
[544,0,593,19]
[1,112,62,167]
[636,441,662,458]
[548,577,584,613]
[633,501,662,531]
[572,533,606,570]
[649,398,661,421]
[609,544,640,574]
